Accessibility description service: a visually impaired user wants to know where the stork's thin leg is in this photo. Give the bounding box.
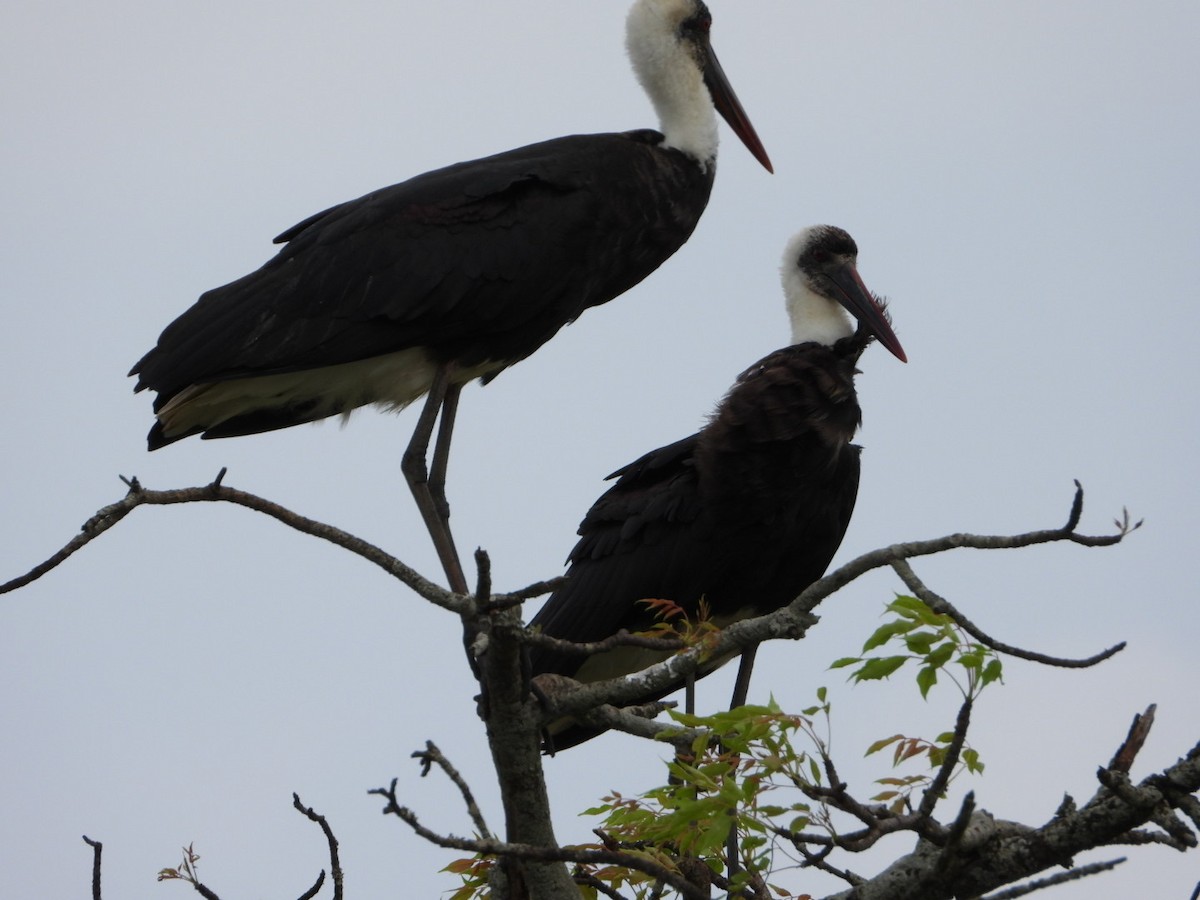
[729,644,759,709]
[428,380,462,526]
[724,645,759,891]
[401,365,468,594]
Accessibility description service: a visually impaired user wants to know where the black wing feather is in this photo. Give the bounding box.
[131,130,712,412]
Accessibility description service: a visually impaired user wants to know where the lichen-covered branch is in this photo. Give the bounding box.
[817,714,1200,900]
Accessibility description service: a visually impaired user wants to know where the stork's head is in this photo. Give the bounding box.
[781,226,906,362]
[625,0,772,171]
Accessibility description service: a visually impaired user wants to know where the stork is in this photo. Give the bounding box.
[129,0,772,594]
[529,225,906,750]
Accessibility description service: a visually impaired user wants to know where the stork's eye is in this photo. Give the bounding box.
[681,7,713,36]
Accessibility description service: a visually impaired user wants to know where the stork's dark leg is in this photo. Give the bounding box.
[428,380,462,526]
[402,365,468,594]
[729,644,759,709]
[724,645,759,891]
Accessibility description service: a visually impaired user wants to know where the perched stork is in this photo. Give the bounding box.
[129,0,772,593]
[530,225,906,750]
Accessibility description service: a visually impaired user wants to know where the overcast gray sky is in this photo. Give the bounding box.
[3,1,1198,897]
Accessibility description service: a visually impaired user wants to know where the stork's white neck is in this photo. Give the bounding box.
[781,252,854,348]
[626,1,720,167]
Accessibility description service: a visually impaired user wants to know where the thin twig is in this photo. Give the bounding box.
[978,857,1126,899]
[295,872,326,900]
[413,741,494,841]
[488,576,569,608]
[292,793,342,900]
[82,836,102,900]
[796,843,863,885]
[919,698,972,820]
[573,870,631,899]
[890,558,1124,668]
[523,627,685,657]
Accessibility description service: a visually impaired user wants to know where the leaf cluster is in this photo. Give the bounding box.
[572,697,839,899]
[831,595,1003,701]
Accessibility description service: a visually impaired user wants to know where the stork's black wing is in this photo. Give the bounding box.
[529,433,707,678]
[131,130,713,408]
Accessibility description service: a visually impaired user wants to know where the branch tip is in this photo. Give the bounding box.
[291,793,343,900]
[474,547,491,602]
[297,870,326,900]
[1064,480,1085,532]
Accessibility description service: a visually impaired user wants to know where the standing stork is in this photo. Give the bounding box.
[530,225,907,750]
[129,0,772,594]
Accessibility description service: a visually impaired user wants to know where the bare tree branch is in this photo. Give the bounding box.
[919,698,972,819]
[489,576,568,609]
[413,741,495,841]
[538,483,1131,735]
[371,778,709,900]
[81,836,102,900]
[1,473,461,611]
[291,793,341,900]
[889,558,1125,668]
[1111,705,1157,773]
[572,871,631,899]
[976,856,1126,898]
[525,628,686,658]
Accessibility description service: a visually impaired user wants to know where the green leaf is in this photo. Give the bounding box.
[862,619,919,651]
[808,755,822,785]
[982,658,1004,686]
[853,656,908,682]
[917,665,938,698]
[692,815,733,855]
[886,595,927,618]
[829,656,861,670]
[959,648,985,672]
[927,641,955,668]
[888,595,943,625]
[903,630,939,655]
[787,815,810,834]
[963,748,984,774]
